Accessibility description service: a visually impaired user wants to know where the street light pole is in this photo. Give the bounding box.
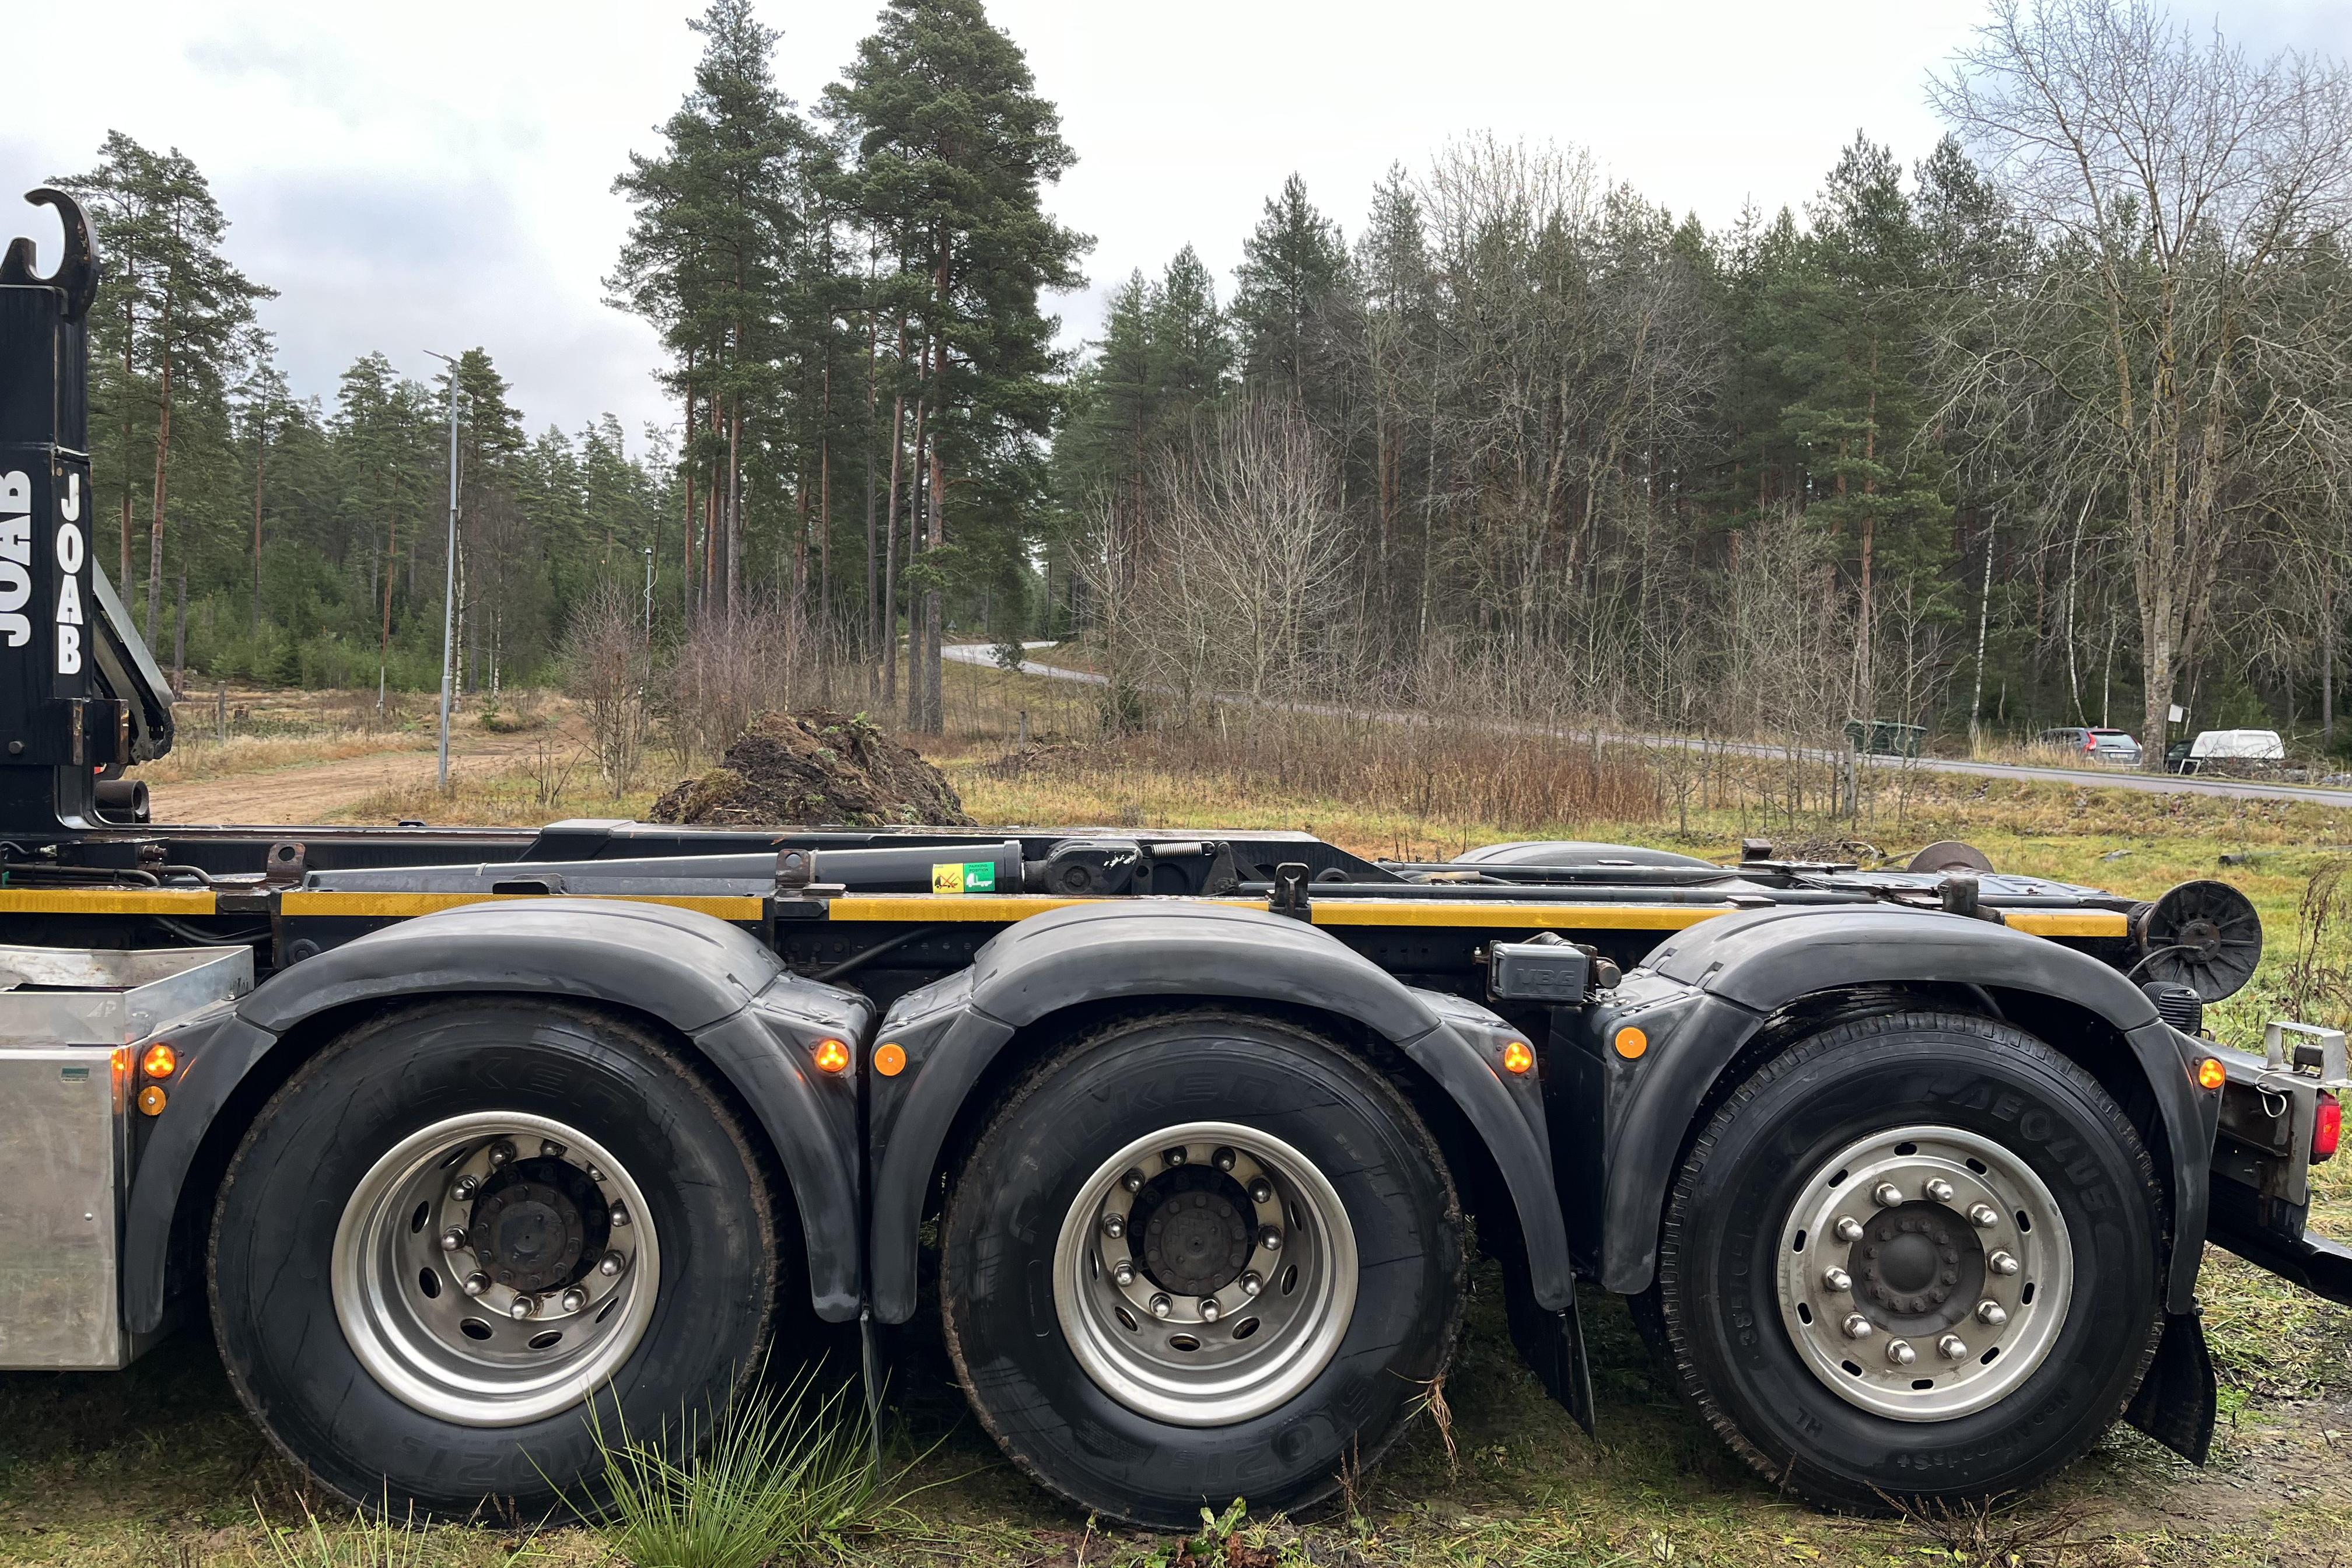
[643,545,654,649]
[425,352,464,793]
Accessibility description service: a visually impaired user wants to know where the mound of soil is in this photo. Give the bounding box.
[648,710,974,828]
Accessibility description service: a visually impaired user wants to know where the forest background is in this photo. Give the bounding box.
[48,0,2352,764]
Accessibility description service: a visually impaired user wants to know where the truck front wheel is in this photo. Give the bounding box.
[1656,1010,2163,1508]
[940,1010,1464,1527]
[209,999,782,1516]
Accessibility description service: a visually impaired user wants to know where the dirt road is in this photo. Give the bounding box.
[148,731,548,825]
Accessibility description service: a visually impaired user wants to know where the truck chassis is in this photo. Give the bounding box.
[3,190,2348,1527]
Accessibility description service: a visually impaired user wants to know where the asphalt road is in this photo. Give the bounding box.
[945,641,2352,810]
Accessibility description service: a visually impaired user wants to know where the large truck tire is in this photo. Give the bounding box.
[1655,1010,2163,1508]
[209,998,783,1517]
[941,1009,1464,1527]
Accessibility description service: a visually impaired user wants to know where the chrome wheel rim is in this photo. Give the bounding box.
[1053,1120,1356,1426]
[1776,1123,2071,1420]
[332,1111,659,1426]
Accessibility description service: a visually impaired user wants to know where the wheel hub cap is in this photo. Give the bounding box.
[1854,1203,1985,1328]
[1137,1168,1252,1296]
[469,1158,604,1292]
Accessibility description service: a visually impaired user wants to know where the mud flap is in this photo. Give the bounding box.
[1506,1273,1596,1437]
[2124,1308,2216,1465]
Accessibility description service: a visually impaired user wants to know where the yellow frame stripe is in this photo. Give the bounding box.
[278,891,766,921]
[823,893,1730,930]
[0,886,2129,939]
[2003,909,2129,937]
[1310,901,1726,930]
[0,889,219,915]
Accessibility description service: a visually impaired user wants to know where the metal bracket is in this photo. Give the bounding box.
[261,841,308,886]
[1269,862,1311,920]
[1,188,100,324]
[2265,1021,2349,1087]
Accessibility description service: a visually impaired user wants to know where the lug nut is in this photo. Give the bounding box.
[1241,1271,1262,1297]
[609,1202,631,1228]
[453,1174,480,1199]
[1163,1146,1188,1168]
[1924,1179,1954,1202]
[561,1286,587,1312]
[1938,1334,1969,1360]
[509,1294,537,1320]
[488,1140,515,1169]
[1258,1226,1283,1252]
[1200,1298,1221,1322]
[1213,1147,1238,1171]
[1122,1168,1144,1194]
[1835,1216,1865,1242]
[1112,1259,1136,1286]
[1989,1250,2020,1276]
[586,1166,605,1184]
[1102,1213,1126,1239]
[1150,1293,1172,1319]
[1873,1182,1903,1208]
[1969,1203,1999,1227]
[1822,1267,1852,1292]
[1842,1313,1874,1340]
[1975,1300,2008,1326]
[599,1251,625,1278]
[540,1140,565,1158]
[1248,1178,1273,1205]
[440,1227,468,1252]
[1887,1339,1918,1366]
[461,1272,489,1298]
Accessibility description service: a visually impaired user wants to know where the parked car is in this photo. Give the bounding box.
[2036,726,2143,766]
[1843,718,1926,757]
[2168,728,2286,775]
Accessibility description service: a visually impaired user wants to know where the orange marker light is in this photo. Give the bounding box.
[136,1084,167,1116]
[874,1042,908,1077]
[2196,1056,2227,1091]
[1501,1040,1535,1075]
[141,1042,177,1080]
[813,1038,852,1074]
[1613,1026,1650,1060]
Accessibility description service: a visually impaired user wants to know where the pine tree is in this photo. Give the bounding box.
[54,132,272,638]
[1232,174,1347,408]
[827,0,1086,731]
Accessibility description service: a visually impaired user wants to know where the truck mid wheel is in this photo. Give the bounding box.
[1656,1011,2163,1508]
[209,999,783,1517]
[942,1010,1464,1527]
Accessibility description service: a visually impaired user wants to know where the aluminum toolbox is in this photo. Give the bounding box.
[0,944,251,1368]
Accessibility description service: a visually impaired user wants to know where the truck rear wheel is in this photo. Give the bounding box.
[1656,1010,2162,1508]
[209,999,781,1517]
[940,1010,1463,1527]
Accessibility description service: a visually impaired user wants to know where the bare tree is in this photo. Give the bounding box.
[660,604,795,762]
[562,582,653,792]
[1158,397,1353,705]
[1936,0,2352,763]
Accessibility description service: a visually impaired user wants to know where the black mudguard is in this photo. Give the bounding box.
[865,901,1573,1324]
[1591,906,2220,1312]
[123,898,870,1327]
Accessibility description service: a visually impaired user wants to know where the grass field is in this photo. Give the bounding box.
[5,668,2349,1566]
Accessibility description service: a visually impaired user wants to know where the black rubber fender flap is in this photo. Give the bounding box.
[2124,1309,2216,1465]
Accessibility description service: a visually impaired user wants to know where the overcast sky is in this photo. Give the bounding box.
[6,1,2345,452]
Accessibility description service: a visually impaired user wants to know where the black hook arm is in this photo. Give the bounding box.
[1,187,101,324]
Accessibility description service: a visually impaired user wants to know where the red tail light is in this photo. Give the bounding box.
[2315,1092,2340,1163]
[2083,735,2096,751]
